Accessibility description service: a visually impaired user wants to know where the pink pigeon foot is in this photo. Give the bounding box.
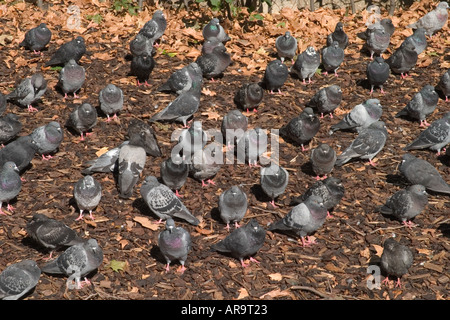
[42,154,53,160]
[381,277,392,286]
[249,257,260,264]
[178,265,186,274]
[7,204,15,212]
[327,211,333,218]
[225,223,231,232]
[78,277,91,289]
[300,236,317,247]
[73,92,80,99]
[322,71,328,76]
[165,263,170,273]
[402,220,416,229]
[395,278,403,288]
[175,190,183,198]
[269,200,278,208]
[302,79,307,85]
[89,211,95,221]
[207,179,216,185]
[43,251,54,261]
[28,105,38,112]
[75,211,84,221]
[0,208,7,215]
[368,159,377,166]
[301,145,309,152]
[240,259,249,268]
[234,221,241,228]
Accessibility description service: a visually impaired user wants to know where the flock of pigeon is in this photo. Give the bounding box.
[0,2,449,300]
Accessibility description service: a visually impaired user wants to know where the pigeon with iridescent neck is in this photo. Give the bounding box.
[158,218,191,274]
[6,73,47,112]
[219,185,248,231]
[73,175,102,221]
[407,2,449,37]
[395,85,438,127]
[31,121,64,160]
[202,17,230,43]
[290,46,321,84]
[57,59,85,99]
[65,103,97,141]
[99,84,124,122]
[19,23,52,54]
[45,36,86,66]
[366,56,390,94]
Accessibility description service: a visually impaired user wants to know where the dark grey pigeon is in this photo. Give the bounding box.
[0,93,6,116]
[65,103,97,141]
[376,184,428,227]
[307,84,342,118]
[117,138,146,199]
[321,41,344,76]
[269,195,327,246]
[279,107,320,151]
[41,238,103,289]
[157,62,203,95]
[81,141,128,175]
[436,69,450,102]
[310,143,337,180]
[263,59,289,94]
[139,10,167,45]
[219,185,248,231]
[195,45,231,80]
[31,121,64,160]
[404,28,427,55]
[407,2,449,37]
[275,31,297,63]
[158,218,191,274]
[0,162,21,215]
[73,175,102,221]
[234,83,264,112]
[363,24,391,59]
[177,120,207,158]
[0,113,22,145]
[381,18,395,37]
[130,53,155,86]
[201,37,224,54]
[189,142,222,186]
[0,260,41,300]
[357,18,395,40]
[326,22,349,50]
[290,46,321,84]
[330,98,383,133]
[19,23,52,54]
[236,127,268,167]
[45,36,86,67]
[386,39,418,78]
[366,56,390,94]
[221,109,248,149]
[202,17,230,43]
[140,175,200,225]
[127,118,161,157]
[57,59,85,99]
[399,153,450,195]
[0,135,38,173]
[98,84,124,122]
[380,238,414,288]
[210,219,266,267]
[129,33,154,57]
[6,73,47,112]
[395,85,439,127]
[160,153,188,197]
[335,121,388,167]
[260,164,289,208]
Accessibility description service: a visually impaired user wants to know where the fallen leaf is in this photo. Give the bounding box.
[107,260,127,272]
[133,216,159,231]
[259,288,292,299]
[372,244,384,257]
[268,273,283,281]
[235,287,249,300]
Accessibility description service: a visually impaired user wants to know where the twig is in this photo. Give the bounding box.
[290,286,333,299]
[343,221,366,236]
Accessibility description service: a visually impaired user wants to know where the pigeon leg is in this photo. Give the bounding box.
[269,200,278,208]
[327,211,333,218]
[89,210,95,221]
[253,108,258,112]
[395,278,403,288]
[334,70,339,77]
[201,180,208,187]
[240,258,249,268]
[78,277,91,289]
[28,105,38,112]
[105,114,112,122]
[207,179,216,185]
[329,113,333,119]
[43,251,54,261]
[370,86,374,95]
[144,81,151,87]
[301,144,309,152]
[164,263,170,273]
[402,220,416,229]
[419,119,431,127]
[308,78,312,84]
[73,91,80,99]
[6,203,15,212]
[33,50,42,55]
[445,96,448,102]
[380,87,386,94]
[63,93,69,100]
[320,113,325,119]
[0,205,7,215]
[42,154,54,160]
[381,276,392,286]
[322,71,328,76]
[75,210,84,221]
[175,189,183,198]
[80,133,85,141]
[153,219,164,224]
[368,159,377,166]
[249,257,260,264]
[234,221,241,228]
[178,265,186,274]
[277,89,283,95]
[302,79,307,85]
[225,223,231,232]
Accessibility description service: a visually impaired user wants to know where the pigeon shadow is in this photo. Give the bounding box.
[438,153,450,167]
[300,161,317,178]
[209,206,222,225]
[356,78,372,92]
[149,244,167,265]
[132,197,157,220]
[438,223,450,239]
[250,183,272,203]
[385,173,410,188]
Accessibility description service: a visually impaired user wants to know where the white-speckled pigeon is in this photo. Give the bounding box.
[158,218,191,274]
[117,138,146,199]
[0,260,41,300]
[395,85,439,127]
[6,73,47,112]
[19,23,52,54]
[380,237,414,288]
[195,45,231,80]
[139,10,167,46]
[219,185,248,231]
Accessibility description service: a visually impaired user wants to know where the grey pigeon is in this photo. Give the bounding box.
[269,195,327,246]
[189,141,222,186]
[221,109,248,149]
[81,141,129,175]
[260,164,289,208]
[157,62,203,95]
[380,238,414,288]
[140,175,200,225]
[357,18,395,40]
[363,24,391,59]
[275,31,297,63]
[395,85,439,127]
[195,45,231,80]
[399,153,450,195]
[233,83,264,112]
[290,46,321,84]
[117,138,146,199]
[31,121,64,160]
[366,56,390,94]
[160,153,188,197]
[407,2,449,37]
[0,162,21,215]
[335,121,388,167]
[176,120,207,158]
[326,22,349,50]
[279,107,320,151]
[0,93,6,116]
[376,185,428,227]
[139,10,167,45]
[130,53,155,86]
[158,218,191,274]
[0,260,41,300]
[57,59,86,99]
[262,59,289,94]
[310,143,337,180]
[236,127,268,166]
[403,111,450,155]
[307,84,342,118]
[6,73,47,112]
[98,84,124,122]
[127,118,162,157]
[436,69,450,102]
[321,41,344,76]
[41,238,103,289]
[386,39,418,78]
[73,175,102,221]
[219,185,248,231]
[404,28,427,55]
[0,135,38,173]
[380,18,395,37]
[0,113,22,145]
[330,98,383,133]
[201,37,224,54]
[210,219,266,267]
[65,103,97,141]
[19,23,52,54]
[202,17,230,43]
[129,33,154,57]
[45,36,86,67]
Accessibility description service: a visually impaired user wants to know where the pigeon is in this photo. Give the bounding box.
[233,83,264,112]
[157,62,203,95]
[0,162,21,215]
[407,2,449,37]
[45,36,86,67]
[436,69,450,102]
[127,118,162,157]
[129,33,154,57]
[262,59,289,94]
[221,109,248,149]
[386,39,418,78]
[380,18,395,37]
[219,185,248,231]
[31,121,64,160]
[19,23,52,54]
[376,184,428,228]
[6,73,47,112]
[140,175,200,225]
[404,27,427,55]
[307,84,342,118]
[81,141,129,175]
[321,41,344,76]
[210,218,266,267]
[0,113,22,146]
[73,175,102,221]
[279,107,320,151]
[290,46,321,84]
[158,218,191,274]
[57,59,86,99]
[139,10,167,45]
[330,98,383,133]
[362,24,391,59]
[335,121,388,167]
[26,213,84,258]
[0,135,38,173]
[0,93,6,116]
[117,139,146,199]
[0,260,41,300]
[160,153,189,197]
[201,37,224,54]
[395,85,439,127]
[130,53,155,86]
[399,153,450,195]
[98,84,124,122]
[275,31,297,63]
[260,164,289,208]
[403,112,450,155]
[357,18,395,40]
[176,120,208,158]
[366,56,390,94]
[189,142,222,186]
[41,238,103,289]
[65,103,97,141]
[195,45,231,80]
[310,143,337,180]
[326,22,349,50]
[236,127,268,166]
[202,17,230,43]
[380,238,414,288]
[269,195,327,246]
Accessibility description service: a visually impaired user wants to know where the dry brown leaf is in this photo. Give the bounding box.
[235,287,249,300]
[372,244,384,257]
[259,288,292,299]
[133,216,159,231]
[268,273,283,281]
[95,146,109,157]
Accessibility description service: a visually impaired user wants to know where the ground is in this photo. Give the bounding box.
[0,0,449,301]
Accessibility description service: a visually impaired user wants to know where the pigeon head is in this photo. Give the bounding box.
[284,31,292,38]
[420,85,438,101]
[409,184,427,196]
[165,218,175,233]
[300,107,315,120]
[29,213,51,223]
[153,10,165,18]
[74,36,85,45]
[306,46,317,55]
[31,73,47,92]
[336,22,344,31]
[3,161,19,172]
[331,41,340,49]
[81,175,97,189]
[143,175,160,188]
[437,2,449,9]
